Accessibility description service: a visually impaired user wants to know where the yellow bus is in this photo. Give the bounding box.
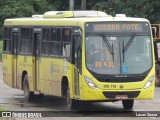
[2,11,155,110]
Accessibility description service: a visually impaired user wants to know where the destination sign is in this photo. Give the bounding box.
[94,24,141,31]
[85,22,150,33]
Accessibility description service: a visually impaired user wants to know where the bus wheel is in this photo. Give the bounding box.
[66,87,78,110]
[35,94,44,100]
[122,100,134,110]
[23,74,34,101]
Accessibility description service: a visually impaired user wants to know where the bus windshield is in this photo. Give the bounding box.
[85,34,152,75]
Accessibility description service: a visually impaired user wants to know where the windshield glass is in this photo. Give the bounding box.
[85,34,152,75]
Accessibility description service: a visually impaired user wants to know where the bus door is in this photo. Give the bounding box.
[73,35,82,98]
[33,28,42,90]
[12,27,20,88]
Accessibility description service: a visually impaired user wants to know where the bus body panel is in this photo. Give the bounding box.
[81,85,154,101]
[2,54,14,87]
[80,59,155,101]
[17,55,35,91]
[82,67,155,90]
[38,57,75,97]
[39,57,63,96]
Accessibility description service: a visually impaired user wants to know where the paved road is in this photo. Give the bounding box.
[0,63,159,119]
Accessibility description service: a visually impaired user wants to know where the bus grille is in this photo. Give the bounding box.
[102,91,140,99]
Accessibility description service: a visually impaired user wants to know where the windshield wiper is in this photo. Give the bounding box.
[101,34,114,55]
[122,33,136,62]
[122,39,125,62]
[123,33,136,52]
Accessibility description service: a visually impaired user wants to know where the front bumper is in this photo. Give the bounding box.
[81,85,154,101]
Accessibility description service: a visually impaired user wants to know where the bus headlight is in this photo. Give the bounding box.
[84,76,98,89]
[143,75,154,89]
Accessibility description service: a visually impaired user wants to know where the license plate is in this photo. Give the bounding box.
[115,95,128,100]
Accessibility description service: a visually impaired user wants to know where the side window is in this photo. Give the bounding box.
[20,28,31,54]
[41,28,50,55]
[50,28,61,56]
[3,27,11,52]
[62,28,71,58]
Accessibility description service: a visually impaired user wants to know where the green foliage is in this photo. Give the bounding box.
[0,0,160,39]
[92,0,160,23]
[0,106,8,111]
[0,0,57,39]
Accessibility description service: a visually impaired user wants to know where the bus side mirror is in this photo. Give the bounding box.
[151,24,160,41]
[151,27,157,41]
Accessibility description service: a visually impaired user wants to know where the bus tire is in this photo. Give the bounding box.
[66,87,79,110]
[35,94,44,100]
[23,74,34,101]
[122,100,134,110]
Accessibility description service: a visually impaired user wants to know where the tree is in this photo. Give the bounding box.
[0,0,35,38]
[1,0,160,39]
[92,0,160,23]
[81,0,86,10]
[0,0,57,39]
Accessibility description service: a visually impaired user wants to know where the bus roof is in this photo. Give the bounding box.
[4,11,150,26]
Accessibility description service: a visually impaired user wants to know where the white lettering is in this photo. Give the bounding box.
[147,113,158,117]
[12,112,42,118]
[136,113,146,117]
[28,113,42,117]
